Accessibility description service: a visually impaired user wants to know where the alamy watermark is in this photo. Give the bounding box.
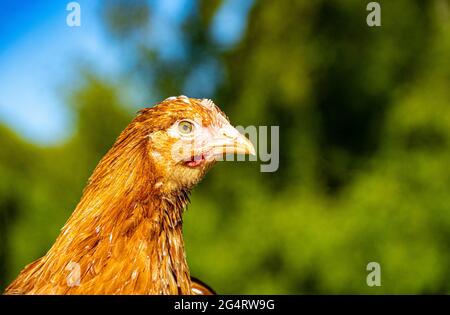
[366,2,381,27]
[221,125,279,173]
[366,262,381,287]
[167,117,280,173]
[66,261,81,287]
[66,2,81,27]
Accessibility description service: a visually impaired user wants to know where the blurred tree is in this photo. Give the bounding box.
[0,126,36,286]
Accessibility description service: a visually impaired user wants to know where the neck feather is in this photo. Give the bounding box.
[8,127,193,294]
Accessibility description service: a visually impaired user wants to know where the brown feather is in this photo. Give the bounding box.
[5,97,233,295]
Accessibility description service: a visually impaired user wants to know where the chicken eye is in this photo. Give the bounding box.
[178,121,194,135]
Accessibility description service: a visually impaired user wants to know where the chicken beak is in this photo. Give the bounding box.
[208,125,256,158]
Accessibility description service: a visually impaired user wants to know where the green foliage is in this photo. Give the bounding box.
[1,0,449,293]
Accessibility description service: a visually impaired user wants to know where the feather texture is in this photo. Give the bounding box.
[5,96,254,295]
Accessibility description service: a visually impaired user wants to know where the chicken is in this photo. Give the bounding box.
[4,96,255,295]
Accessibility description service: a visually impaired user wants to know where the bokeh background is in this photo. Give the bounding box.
[1,0,450,294]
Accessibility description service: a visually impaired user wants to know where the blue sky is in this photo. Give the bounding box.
[0,0,120,144]
[0,0,253,145]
